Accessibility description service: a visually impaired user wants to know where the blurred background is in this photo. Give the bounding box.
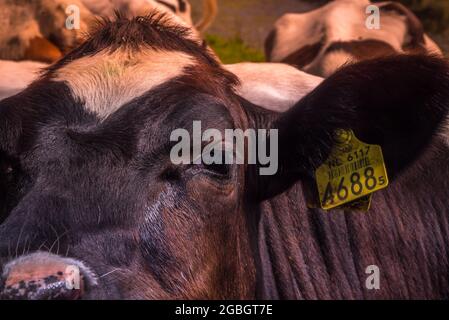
[190,0,449,63]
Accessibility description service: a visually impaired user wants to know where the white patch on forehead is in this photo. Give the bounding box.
[53,49,195,118]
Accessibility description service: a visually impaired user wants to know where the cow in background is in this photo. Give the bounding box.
[80,0,218,34]
[0,0,217,64]
[0,0,218,100]
[265,0,443,77]
[0,0,93,63]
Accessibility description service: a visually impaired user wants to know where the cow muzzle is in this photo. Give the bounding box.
[0,252,98,300]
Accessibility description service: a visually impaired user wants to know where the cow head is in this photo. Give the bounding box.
[1,13,448,300]
[265,0,443,77]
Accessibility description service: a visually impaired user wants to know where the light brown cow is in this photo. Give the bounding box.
[0,0,217,63]
[0,0,98,62]
[265,0,443,77]
[80,0,218,34]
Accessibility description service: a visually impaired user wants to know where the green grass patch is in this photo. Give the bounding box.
[205,34,265,64]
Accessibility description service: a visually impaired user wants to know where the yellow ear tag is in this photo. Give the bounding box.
[315,129,389,211]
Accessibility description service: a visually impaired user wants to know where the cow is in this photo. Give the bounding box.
[82,0,218,33]
[80,0,218,33]
[0,0,97,63]
[1,12,449,300]
[265,0,443,77]
[0,0,216,63]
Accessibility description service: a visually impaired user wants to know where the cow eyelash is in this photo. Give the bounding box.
[198,148,234,177]
[159,163,230,184]
[201,162,231,177]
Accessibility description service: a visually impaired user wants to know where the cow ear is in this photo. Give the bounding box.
[253,55,449,200]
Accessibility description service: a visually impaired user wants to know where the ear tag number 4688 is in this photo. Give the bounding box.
[315,129,389,211]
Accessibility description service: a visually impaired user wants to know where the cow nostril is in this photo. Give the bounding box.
[0,269,84,300]
[0,252,95,300]
[1,279,79,300]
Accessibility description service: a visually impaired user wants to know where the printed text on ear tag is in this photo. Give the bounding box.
[315,129,389,211]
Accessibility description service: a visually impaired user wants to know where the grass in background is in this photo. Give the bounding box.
[205,34,265,64]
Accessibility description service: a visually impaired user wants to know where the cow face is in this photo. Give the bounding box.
[0,13,253,300]
[1,13,449,300]
[0,92,251,299]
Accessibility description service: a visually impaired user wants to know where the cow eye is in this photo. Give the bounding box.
[199,148,233,177]
[182,147,234,179]
[202,162,230,176]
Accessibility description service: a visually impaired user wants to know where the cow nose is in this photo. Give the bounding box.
[0,252,96,300]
